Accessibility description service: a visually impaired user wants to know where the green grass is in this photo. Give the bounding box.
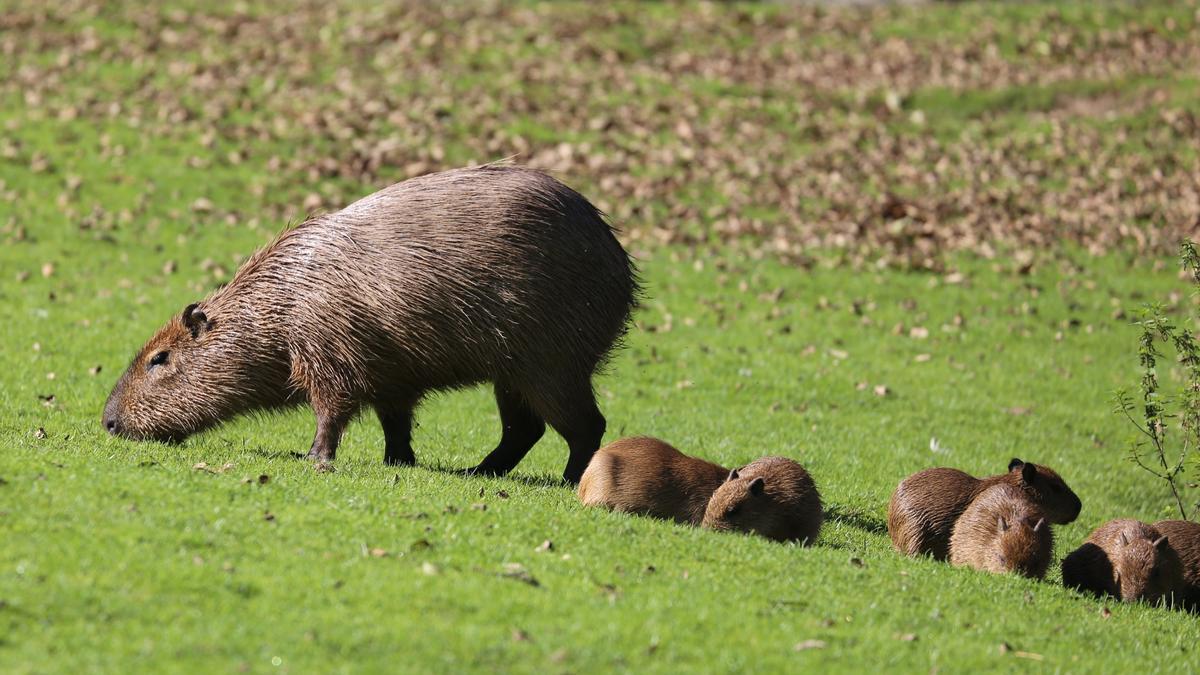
[3,0,1200,672]
[5,245,1199,672]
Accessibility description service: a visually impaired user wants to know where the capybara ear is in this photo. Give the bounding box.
[726,469,739,482]
[1020,462,1037,486]
[1153,535,1169,549]
[1008,458,1025,472]
[1119,531,1130,546]
[748,476,765,496]
[998,515,1009,532]
[182,303,213,338]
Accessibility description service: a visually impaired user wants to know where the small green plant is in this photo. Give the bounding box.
[1114,241,1200,521]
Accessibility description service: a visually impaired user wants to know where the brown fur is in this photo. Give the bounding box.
[1061,519,1183,605]
[948,483,1052,579]
[887,459,1081,560]
[577,437,729,525]
[702,456,823,544]
[103,165,638,482]
[1152,520,1200,611]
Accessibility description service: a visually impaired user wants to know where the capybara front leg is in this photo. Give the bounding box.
[472,384,545,476]
[377,405,416,467]
[306,406,351,463]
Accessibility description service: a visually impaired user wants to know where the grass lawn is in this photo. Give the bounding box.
[3,1,1200,673]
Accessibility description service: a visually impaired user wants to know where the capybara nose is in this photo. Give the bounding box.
[104,417,119,435]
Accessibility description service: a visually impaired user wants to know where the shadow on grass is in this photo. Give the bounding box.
[824,504,888,535]
[424,463,568,489]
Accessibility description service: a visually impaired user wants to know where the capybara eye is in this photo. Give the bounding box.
[148,351,169,368]
[725,505,740,518]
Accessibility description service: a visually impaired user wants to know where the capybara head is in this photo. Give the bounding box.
[102,302,284,442]
[1006,458,1082,524]
[988,514,1049,578]
[1111,528,1182,604]
[702,457,823,544]
[703,470,768,533]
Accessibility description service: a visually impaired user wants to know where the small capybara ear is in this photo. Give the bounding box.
[1020,462,1037,486]
[998,515,1009,532]
[1008,458,1025,472]
[1119,531,1130,546]
[1153,535,1169,549]
[748,476,765,496]
[726,469,739,482]
[182,303,213,338]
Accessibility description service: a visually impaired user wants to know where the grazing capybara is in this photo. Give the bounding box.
[1061,519,1183,605]
[1152,520,1200,611]
[102,165,638,482]
[702,456,823,544]
[577,437,729,525]
[948,483,1052,579]
[888,459,1081,560]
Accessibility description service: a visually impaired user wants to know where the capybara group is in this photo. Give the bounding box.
[703,456,823,544]
[948,483,1052,579]
[1061,519,1183,605]
[578,437,729,524]
[103,165,638,482]
[888,459,1081,560]
[1152,520,1200,611]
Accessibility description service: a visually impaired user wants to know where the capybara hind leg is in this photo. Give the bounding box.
[377,405,415,466]
[472,384,545,476]
[541,386,606,484]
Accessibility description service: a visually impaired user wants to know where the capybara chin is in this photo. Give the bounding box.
[887,458,1081,560]
[102,164,638,482]
[702,456,823,544]
[1062,519,1183,605]
[1152,520,1200,612]
[948,483,1052,579]
[577,437,729,525]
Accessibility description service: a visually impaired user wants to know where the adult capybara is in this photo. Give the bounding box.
[948,483,1052,579]
[577,437,729,525]
[887,459,1081,560]
[1152,520,1200,611]
[702,456,823,544]
[1061,519,1183,605]
[102,165,638,482]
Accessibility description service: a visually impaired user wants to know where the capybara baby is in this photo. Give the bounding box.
[1061,519,1183,605]
[702,456,823,544]
[948,483,1052,579]
[1152,520,1200,611]
[577,437,729,525]
[888,458,1081,560]
[102,165,638,482]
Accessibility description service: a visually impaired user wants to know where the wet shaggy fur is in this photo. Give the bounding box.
[1061,519,1183,605]
[103,165,638,482]
[702,456,823,544]
[577,437,730,525]
[1151,520,1200,611]
[948,483,1052,579]
[887,459,1081,560]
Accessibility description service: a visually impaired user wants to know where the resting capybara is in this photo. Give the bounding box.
[1152,520,1200,611]
[577,437,729,525]
[1062,519,1183,605]
[948,483,1052,579]
[887,458,1081,560]
[102,165,638,482]
[702,456,823,544]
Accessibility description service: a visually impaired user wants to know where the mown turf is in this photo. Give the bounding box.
[3,1,1200,673]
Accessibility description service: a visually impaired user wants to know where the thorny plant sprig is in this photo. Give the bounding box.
[1115,241,1200,521]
